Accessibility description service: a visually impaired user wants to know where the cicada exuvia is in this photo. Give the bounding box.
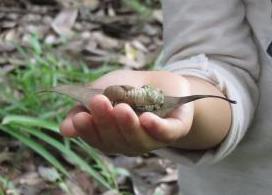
[103,85,165,113]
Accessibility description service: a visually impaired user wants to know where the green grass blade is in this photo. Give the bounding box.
[29,34,42,55]
[0,188,4,195]
[13,126,113,190]
[122,0,151,16]
[2,116,117,189]
[0,175,19,195]
[2,115,59,133]
[71,139,118,189]
[72,139,100,160]
[0,126,69,178]
[2,116,99,163]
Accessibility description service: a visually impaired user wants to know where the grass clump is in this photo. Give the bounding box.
[0,35,122,192]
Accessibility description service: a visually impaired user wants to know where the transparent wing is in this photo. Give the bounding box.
[38,84,104,108]
[155,95,237,117]
[164,95,236,108]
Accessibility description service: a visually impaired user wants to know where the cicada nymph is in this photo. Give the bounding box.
[103,85,165,113]
[39,84,236,117]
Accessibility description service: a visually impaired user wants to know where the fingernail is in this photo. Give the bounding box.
[59,118,72,136]
[141,114,155,129]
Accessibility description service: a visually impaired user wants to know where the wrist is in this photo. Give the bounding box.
[171,75,232,150]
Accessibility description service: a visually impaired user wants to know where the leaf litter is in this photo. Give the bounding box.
[0,0,179,194]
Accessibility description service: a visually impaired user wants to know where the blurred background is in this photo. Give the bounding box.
[0,1,178,194]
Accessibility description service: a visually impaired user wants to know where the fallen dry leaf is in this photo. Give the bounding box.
[92,31,120,50]
[0,42,16,53]
[55,0,99,10]
[0,152,13,164]
[70,170,96,195]
[153,183,179,195]
[152,10,163,23]
[38,166,61,183]
[65,180,88,195]
[118,42,147,69]
[102,190,120,195]
[15,172,42,186]
[156,169,178,184]
[51,8,78,37]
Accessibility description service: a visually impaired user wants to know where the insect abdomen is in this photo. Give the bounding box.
[103,85,165,112]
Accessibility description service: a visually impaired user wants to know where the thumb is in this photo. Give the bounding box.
[139,112,191,144]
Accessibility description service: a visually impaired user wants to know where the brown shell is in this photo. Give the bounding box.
[103,85,135,105]
[103,85,165,112]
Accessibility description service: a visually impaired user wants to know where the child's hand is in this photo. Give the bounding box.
[60,70,194,156]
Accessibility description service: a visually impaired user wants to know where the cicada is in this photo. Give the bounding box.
[103,85,165,113]
[39,84,236,117]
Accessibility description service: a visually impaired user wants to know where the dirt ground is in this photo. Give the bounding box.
[0,1,179,195]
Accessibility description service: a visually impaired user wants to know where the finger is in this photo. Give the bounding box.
[113,104,163,154]
[90,95,127,153]
[72,112,101,149]
[140,112,190,143]
[60,105,88,137]
[112,103,141,150]
[67,104,89,119]
[89,95,114,131]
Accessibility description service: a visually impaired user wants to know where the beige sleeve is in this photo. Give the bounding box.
[155,0,260,165]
